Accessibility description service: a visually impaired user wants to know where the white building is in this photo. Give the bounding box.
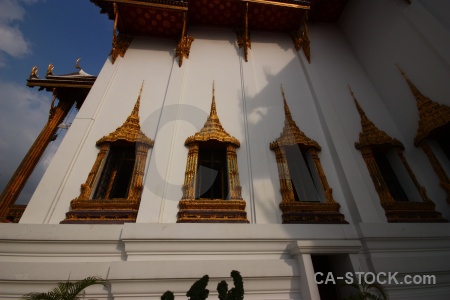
[1,0,450,299]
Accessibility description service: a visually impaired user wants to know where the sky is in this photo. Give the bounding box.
[0,0,112,204]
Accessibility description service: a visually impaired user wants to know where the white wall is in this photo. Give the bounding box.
[22,0,450,224]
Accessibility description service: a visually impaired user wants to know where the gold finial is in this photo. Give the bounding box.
[131,81,144,119]
[396,64,429,106]
[348,85,369,123]
[47,63,54,76]
[29,66,39,79]
[75,58,81,70]
[210,81,218,118]
[280,84,293,121]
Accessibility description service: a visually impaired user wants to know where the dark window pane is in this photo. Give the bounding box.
[437,136,450,162]
[374,153,409,201]
[285,145,320,202]
[196,144,228,200]
[94,145,136,199]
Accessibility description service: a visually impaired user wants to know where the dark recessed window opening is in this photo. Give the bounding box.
[94,144,136,199]
[196,142,228,200]
[373,152,409,202]
[285,145,320,202]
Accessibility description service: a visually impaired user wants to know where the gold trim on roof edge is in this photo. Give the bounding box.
[397,65,450,146]
[270,85,320,150]
[350,86,404,150]
[292,18,310,63]
[269,87,346,224]
[110,3,133,64]
[97,83,154,146]
[350,87,446,223]
[184,83,240,147]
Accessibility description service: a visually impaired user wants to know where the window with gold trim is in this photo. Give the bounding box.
[398,66,450,203]
[177,84,248,223]
[270,87,347,224]
[61,85,153,224]
[350,87,446,223]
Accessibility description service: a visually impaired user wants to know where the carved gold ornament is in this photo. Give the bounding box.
[270,86,347,224]
[398,65,450,202]
[350,86,446,223]
[110,3,133,64]
[292,18,310,63]
[29,66,39,79]
[178,83,248,223]
[237,2,251,62]
[176,11,194,67]
[61,83,153,224]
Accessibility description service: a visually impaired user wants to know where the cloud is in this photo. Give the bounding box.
[0,0,37,66]
[0,81,49,203]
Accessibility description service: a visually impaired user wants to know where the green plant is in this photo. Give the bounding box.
[22,276,107,300]
[186,275,210,300]
[217,271,244,300]
[161,290,175,300]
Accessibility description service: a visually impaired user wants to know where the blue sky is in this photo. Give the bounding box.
[0,0,112,203]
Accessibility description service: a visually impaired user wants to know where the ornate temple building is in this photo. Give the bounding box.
[1,0,450,299]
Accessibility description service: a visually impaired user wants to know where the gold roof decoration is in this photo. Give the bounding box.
[397,65,450,146]
[97,82,154,146]
[270,85,320,150]
[350,86,404,150]
[185,82,240,147]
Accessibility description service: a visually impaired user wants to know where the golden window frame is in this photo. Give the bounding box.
[398,66,450,203]
[61,85,153,224]
[270,87,347,224]
[350,86,446,223]
[177,85,249,223]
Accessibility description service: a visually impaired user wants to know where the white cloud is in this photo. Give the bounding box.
[0,0,37,66]
[0,81,49,200]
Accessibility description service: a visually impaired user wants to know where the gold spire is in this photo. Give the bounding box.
[185,82,240,146]
[397,65,450,146]
[349,86,403,149]
[97,82,153,146]
[270,85,320,150]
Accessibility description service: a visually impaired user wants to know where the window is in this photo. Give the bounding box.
[94,144,136,200]
[351,86,446,222]
[270,88,347,224]
[285,145,322,202]
[177,85,248,223]
[196,142,229,200]
[373,152,409,202]
[61,85,153,224]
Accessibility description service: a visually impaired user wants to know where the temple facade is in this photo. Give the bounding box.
[1,0,450,299]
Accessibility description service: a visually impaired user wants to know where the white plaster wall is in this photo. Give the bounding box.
[340,0,450,219]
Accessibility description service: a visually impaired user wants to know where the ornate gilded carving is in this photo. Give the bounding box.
[5,204,26,223]
[270,86,347,224]
[178,83,248,223]
[350,87,404,150]
[110,3,133,64]
[397,66,450,202]
[270,86,320,150]
[29,66,39,79]
[184,84,240,147]
[292,18,310,63]
[75,58,82,70]
[350,87,446,222]
[397,66,450,146]
[176,12,194,67]
[46,63,54,76]
[61,83,153,224]
[237,2,251,62]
